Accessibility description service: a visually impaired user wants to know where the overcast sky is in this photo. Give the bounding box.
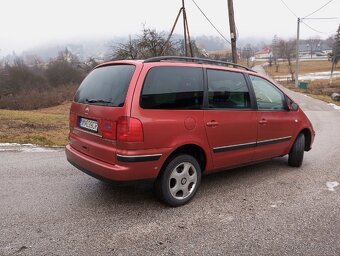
[1,0,340,55]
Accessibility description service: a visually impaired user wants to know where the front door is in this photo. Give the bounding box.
[249,75,295,161]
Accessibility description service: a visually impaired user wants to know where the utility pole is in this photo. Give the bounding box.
[182,0,193,57]
[162,0,193,57]
[295,17,300,88]
[227,0,237,63]
[182,0,188,56]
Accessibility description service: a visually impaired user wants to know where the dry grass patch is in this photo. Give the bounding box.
[0,102,70,146]
[262,60,340,106]
[281,78,340,106]
[265,60,338,77]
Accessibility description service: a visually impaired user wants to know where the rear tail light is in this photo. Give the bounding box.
[69,111,77,129]
[117,116,144,142]
[101,119,117,140]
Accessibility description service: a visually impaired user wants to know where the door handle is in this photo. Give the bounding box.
[258,119,268,125]
[206,121,219,127]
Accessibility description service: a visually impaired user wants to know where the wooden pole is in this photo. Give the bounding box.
[182,0,188,56]
[227,0,237,63]
[295,18,300,88]
[162,8,183,55]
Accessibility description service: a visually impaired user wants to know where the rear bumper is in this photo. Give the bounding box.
[65,144,163,182]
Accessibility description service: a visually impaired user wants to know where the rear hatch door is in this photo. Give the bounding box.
[69,63,140,164]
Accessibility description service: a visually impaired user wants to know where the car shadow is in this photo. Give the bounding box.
[201,157,289,188]
[76,156,291,209]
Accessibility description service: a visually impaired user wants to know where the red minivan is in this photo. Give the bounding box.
[66,56,315,206]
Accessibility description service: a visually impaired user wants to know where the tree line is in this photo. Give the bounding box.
[0,49,99,109]
[1,26,339,109]
[0,27,208,110]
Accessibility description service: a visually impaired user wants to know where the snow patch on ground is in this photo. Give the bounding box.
[326,181,339,192]
[0,143,63,153]
[274,71,340,82]
[328,103,340,111]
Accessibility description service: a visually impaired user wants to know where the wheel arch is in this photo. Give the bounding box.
[159,144,207,178]
[300,128,312,151]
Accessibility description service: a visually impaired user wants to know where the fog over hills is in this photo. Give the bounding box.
[17,34,271,62]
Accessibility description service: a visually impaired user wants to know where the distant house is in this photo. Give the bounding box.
[298,42,333,58]
[255,47,272,59]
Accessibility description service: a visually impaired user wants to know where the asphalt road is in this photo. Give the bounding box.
[1,84,340,255]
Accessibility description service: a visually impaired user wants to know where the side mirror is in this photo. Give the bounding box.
[289,102,298,111]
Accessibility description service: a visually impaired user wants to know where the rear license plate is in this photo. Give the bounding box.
[79,117,98,132]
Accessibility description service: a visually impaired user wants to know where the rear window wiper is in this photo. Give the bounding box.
[85,99,114,105]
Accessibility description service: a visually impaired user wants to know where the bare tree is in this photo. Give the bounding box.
[0,63,10,96]
[241,44,254,67]
[111,26,206,60]
[13,57,45,91]
[325,35,335,49]
[46,50,84,87]
[112,27,178,60]
[272,35,280,72]
[138,27,168,58]
[279,39,296,82]
[83,57,99,73]
[330,25,340,84]
[112,36,139,60]
[175,39,204,58]
[307,37,321,59]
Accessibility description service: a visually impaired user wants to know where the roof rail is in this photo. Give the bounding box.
[143,56,255,72]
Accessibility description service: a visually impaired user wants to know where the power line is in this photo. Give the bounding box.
[304,17,340,20]
[302,17,340,34]
[304,0,335,18]
[191,0,231,45]
[278,0,330,34]
[301,20,325,34]
[279,0,298,18]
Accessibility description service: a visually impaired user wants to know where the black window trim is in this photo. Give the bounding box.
[246,74,289,112]
[203,68,257,111]
[138,65,290,112]
[139,65,205,110]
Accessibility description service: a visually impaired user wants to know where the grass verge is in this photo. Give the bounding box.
[264,59,337,77]
[281,78,340,106]
[0,102,70,147]
[262,59,340,106]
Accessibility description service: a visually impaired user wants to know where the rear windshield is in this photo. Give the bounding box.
[74,65,135,107]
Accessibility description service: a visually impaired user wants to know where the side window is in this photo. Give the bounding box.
[207,69,251,109]
[249,75,287,111]
[141,66,203,109]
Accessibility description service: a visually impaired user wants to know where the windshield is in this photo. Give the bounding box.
[74,65,135,107]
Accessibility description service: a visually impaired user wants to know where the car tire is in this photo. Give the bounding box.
[288,133,305,167]
[155,154,201,207]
